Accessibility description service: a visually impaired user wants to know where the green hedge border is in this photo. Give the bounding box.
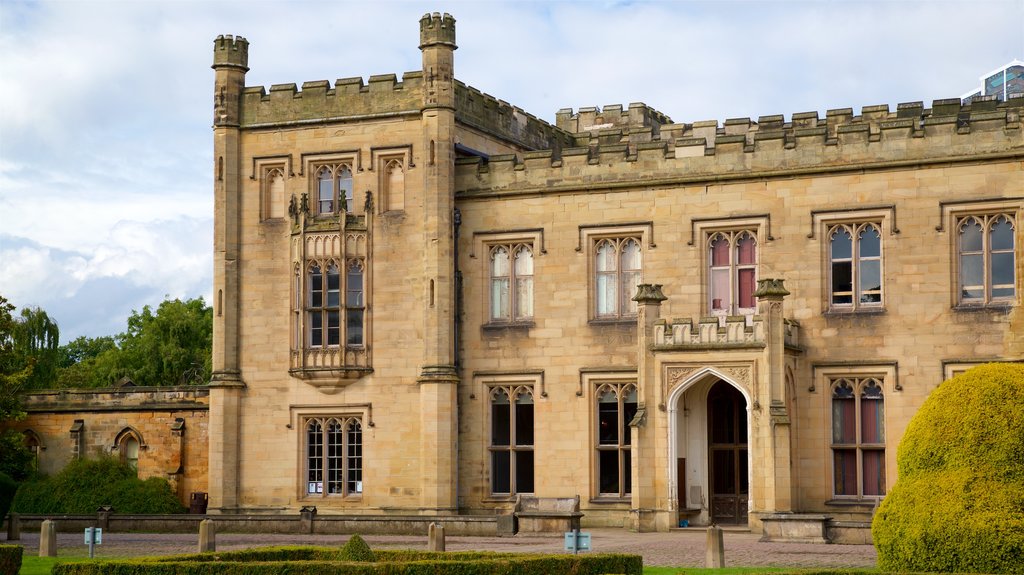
[0,544,24,575]
[52,546,642,575]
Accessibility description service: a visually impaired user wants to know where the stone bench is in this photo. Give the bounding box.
[513,495,583,534]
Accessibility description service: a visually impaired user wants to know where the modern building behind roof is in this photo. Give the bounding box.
[962,59,1024,102]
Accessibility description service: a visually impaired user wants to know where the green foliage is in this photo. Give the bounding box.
[338,534,376,562]
[13,307,60,390]
[115,297,213,387]
[0,471,17,522]
[0,296,32,422]
[873,363,1024,574]
[0,544,23,575]
[55,547,643,575]
[11,456,186,514]
[0,429,34,481]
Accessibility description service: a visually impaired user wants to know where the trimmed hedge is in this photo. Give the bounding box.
[872,363,1024,574]
[339,534,376,561]
[0,544,23,575]
[12,456,185,514]
[52,546,642,575]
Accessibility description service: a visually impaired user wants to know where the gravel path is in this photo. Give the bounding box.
[4,528,877,569]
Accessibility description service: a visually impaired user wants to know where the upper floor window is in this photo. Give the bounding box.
[957,214,1016,305]
[489,244,534,323]
[831,377,885,498]
[595,237,641,319]
[304,416,363,497]
[490,385,534,496]
[596,382,637,498]
[307,259,364,349]
[828,223,883,310]
[316,165,354,215]
[708,230,757,315]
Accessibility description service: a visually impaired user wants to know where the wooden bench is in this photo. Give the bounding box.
[513,495,583,533]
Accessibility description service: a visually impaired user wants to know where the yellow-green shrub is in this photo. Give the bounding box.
[872,363,1024,574]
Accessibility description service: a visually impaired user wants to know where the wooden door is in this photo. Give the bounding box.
[707,381,748,524]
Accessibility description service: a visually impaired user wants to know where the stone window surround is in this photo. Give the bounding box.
[300,151,362,216]
[252,155,292,222]
[290,404,372,503]
[473,372,542,501]
[942,199,1020,308]
[473,230,544,329]
[812,362,897,503]
[369,146,413,214]
[588,374,638,502]
[578,224,652,323]
[810,206,897,315]
[690,216,769,317]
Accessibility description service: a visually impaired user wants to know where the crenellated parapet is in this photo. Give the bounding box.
[556,103,672,139]
[455,81,575,151]
[238,73,424,128]
[650,316,799,350]
[455,97,1023,196]
[419,12,456,48]
[212,34,248,71]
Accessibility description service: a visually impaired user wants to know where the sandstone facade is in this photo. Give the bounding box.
[201,13,1022,533]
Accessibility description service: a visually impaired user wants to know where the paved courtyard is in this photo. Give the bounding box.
[5,528,877,568]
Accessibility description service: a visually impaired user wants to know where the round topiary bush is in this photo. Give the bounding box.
[872,363,1024,574]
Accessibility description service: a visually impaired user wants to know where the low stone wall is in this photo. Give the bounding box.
[9,513,499,537]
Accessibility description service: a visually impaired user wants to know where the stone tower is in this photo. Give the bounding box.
[209,34,248,513]
[417,12,459,513]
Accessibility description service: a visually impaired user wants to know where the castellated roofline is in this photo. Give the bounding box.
[212,34,249,70]
[419,12,457,49]
[455,96,1024,197]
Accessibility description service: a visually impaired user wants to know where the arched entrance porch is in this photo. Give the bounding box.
[667,368,752,526]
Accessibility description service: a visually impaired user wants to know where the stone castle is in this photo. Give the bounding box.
[9,13,1022,539]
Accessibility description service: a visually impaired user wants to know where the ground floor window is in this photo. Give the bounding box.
[596,382,637,497]
[305,416,362,497]
[831,377,885,497]
[489,385,534,495]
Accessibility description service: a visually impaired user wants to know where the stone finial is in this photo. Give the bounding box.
[419,12,457,49]
[212,35,249,71]
[633,283,667,303]
[753,278,791,299]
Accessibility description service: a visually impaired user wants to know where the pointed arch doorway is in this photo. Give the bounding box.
[707,380,748,524]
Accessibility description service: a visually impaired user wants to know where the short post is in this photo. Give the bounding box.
[96,506,112,530]
[300,505,317,534]
[6,512,20,541]
[427,522,445,552]
[198,519,216,553]
[705,525,725,568]
[39,520,57,557]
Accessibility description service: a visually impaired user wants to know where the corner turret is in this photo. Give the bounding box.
[212,34,249,71]
[419,12,457,49]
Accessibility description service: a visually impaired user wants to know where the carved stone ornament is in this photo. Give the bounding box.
[666,367,698,388]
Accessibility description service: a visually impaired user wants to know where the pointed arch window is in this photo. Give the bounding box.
[384,159,405,211]
[304,416,363,497]
[489,243,534,323]
[265,167,286,220]
[595,237,641,319]
[315,164,354,215]
[114,429,144,473]
[708,230,758,315]
[828,223,883,310]
[489,385,535,495]
[831,377,885,498]
[957,213,1016,305]
[596,382,637,497]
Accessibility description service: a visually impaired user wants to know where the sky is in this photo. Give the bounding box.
[1,0,1022,344]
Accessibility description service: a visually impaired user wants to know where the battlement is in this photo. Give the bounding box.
[455,81,575,151]
[456,97,1023,196]
[556,103,673,137]
[420,12,457,49]
[239,72,424,127]
[213,34,249,70]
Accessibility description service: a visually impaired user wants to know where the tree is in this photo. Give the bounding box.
[12,307,60,390]
[872,363,1024,574]
[0,295,35,481]
[116,297,213,387]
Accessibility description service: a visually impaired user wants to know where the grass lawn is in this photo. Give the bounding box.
[19,555,91,575]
